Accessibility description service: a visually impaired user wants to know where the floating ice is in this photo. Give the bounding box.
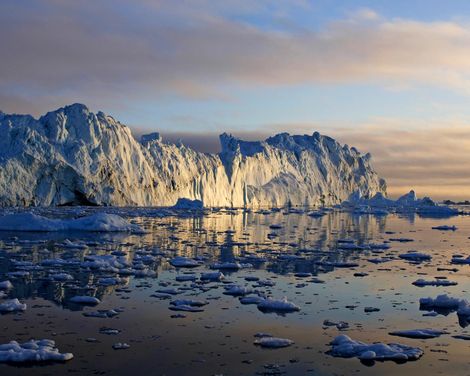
[170,299,208,307]
[200,271,225,281]
[69,296,100,305]
[432,225,457,231]
[254,337,294,348]
[0,281,13,290]
[399,252,431,261]
[0,299,26,313]
[257,297,300,313]
[419,294,461,310]
[327,334,424,363]
[112,343,130,350]
[83,309,120,318]
[210,262,252,270]
[0,212,144,233]
[239,295,266,305]
[172,198,204,210]
[389,329,448,339]
[0,339,73,363]
[223,285,253,296]
[413,279,457,287]
[169,257,201,268]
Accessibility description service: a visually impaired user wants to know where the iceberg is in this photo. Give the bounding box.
[0,104,385,208]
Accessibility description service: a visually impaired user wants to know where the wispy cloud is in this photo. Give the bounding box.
[3,1,470,113]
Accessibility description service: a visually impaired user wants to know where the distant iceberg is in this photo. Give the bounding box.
[342,190,459,217]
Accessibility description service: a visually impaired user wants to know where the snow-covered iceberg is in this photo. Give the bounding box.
[0,104,385,208]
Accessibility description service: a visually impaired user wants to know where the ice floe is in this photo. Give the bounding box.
[327,334,424,363]
[389,329,448,339]
[254,337,294,348]
[0,212,144,233]
[0,339,73,363]
[257,297,300,313]
[69,296,100,305]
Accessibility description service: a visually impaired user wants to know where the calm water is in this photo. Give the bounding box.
[0,207,470,375]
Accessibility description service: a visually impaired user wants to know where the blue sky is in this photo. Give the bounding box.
[2,0,470,199]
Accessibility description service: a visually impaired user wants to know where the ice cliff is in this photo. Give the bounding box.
[0,104,386,207]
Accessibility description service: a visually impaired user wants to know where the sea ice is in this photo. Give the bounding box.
[69,296,100,305]
[0,299,26,313]
[0,339,73,363]
[257,297,300,313]
[327,334,424,363]
[0,212,144,233]
[389,329,448,339]
[254,337,294,348]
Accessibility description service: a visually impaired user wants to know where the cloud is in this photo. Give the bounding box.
[3,1,470,114]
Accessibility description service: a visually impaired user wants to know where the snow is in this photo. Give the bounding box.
[328,335,424,362]
[0,299,26,313]
[0,339,73,363]
[0,212,144,233]
[0,104,385,207]
[389,329,448,339]
[254,337,294,348]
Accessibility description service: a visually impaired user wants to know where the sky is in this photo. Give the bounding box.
[2,0,470,200]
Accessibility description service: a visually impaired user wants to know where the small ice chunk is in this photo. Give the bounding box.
[0,339,73,363]
[223,285,252,296]
[200,271,224,281]
[419,294,461,309]
[413,279,457,287]
[83,309,120,318]
[240,295,265,305]
[69,296,100,305]
[254,337,294,348]
[432,225,457,231]
[112,342,130,350]
[328,334,423,362]
[389,329,448,339]
[0,281,13,290]
[0,299,26,313]
[210,262,252,270]
[399,252,431,261]
[257,297,300,313]
[169,257,201,268]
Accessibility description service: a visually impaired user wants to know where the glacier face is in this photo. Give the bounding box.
[0,104,386,207]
